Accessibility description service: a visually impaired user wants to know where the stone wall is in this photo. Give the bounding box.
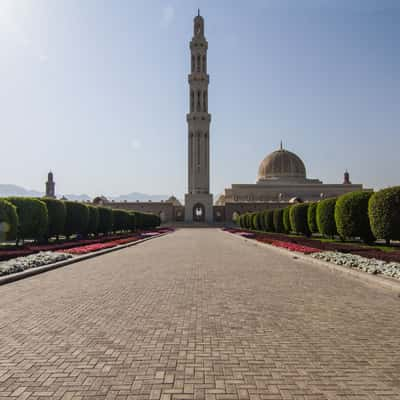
[103,202,175,223]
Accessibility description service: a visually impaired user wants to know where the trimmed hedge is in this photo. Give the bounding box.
[317,198,337,237]
[129,212,137,231]
[273,208,285,233]
[7,197,48,242]
[251,213,259,230]
[263,210,275,232]
[135,212,161,229]
[368,186,400,244]
[64,201,89,237]
[289,203,311,236]
[41,198,66,239]
[335,191,375,243]
[283,207,291,233]
[113,209,131,232]
[87,205,100,235]
[0,199,18,241]
[307,202,318,234]
[97,207,114,234]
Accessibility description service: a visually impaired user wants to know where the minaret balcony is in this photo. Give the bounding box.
[188,74,209,84]
[186,113,211,122]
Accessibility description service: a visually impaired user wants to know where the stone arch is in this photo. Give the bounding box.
[193,203,205,222]
[232,211,240,223]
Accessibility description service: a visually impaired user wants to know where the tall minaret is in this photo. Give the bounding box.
[185,11,213,223]
[45,171,56,198]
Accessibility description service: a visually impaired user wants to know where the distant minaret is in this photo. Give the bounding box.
[45,171,56,198]
[343,170,351,184]
[184,11,213,223]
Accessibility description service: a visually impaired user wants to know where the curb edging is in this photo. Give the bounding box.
[224,230,400,294]
[0,232,170,286]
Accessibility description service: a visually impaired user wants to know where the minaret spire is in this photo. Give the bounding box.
[280,140,283,150]
[45,170,56,198]
[185,12,213,223]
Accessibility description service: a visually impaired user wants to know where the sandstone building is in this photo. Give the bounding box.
[50,12,370,225]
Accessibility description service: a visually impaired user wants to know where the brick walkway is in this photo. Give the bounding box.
[1,229,400,400]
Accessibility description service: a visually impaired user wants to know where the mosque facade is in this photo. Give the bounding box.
[47,12,370,225]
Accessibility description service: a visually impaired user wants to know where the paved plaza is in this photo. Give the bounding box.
[1,229,400,400]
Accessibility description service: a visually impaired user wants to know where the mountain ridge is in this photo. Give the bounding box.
[0,184,172,202]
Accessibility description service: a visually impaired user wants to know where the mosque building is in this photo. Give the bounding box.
[46,12,370,224]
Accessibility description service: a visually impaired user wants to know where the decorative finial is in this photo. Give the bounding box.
[280,140,283,150]
[198,8,200,16]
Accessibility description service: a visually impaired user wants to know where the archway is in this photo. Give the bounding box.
[232,211,240,223]
[193,203,205,222]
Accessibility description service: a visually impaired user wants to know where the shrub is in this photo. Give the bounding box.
[251,212,263,231]
[307,202,318,234]
[135,212,160,229]
[86,205,100,235]
[7,197,48,242]
[283,207,291,233]
[97,207,113,234]
[263,210,275,232]
[289,203,311,236]
[245,213,252,229]
[368,186,400,244]
[334,191,375,243]
[273,208,285,233]
[129,212,137,231]
[64,201,89,237]
[113,209,131,232]
[256,212,264,230]
[241,213,250,229]
[0,199,18,241]
[251,213,259,230]
[316,198,337,237]
[41,198,66,239]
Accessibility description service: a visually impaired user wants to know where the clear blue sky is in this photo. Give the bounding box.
[1,0,399,198]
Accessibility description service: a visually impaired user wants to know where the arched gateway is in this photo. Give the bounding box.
[193,203,205,222]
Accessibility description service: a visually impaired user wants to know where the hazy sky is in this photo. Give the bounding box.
[1,0,399,198]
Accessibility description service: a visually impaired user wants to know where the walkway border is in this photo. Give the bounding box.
[0,232,170,286]
[224,230,400,294]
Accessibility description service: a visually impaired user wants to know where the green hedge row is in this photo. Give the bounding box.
[0,197,162,243]
[237,186,400,245]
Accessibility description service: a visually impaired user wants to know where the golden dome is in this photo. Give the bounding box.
[257,146,306,181]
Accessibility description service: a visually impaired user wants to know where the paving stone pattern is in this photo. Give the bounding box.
[1,229,400,400]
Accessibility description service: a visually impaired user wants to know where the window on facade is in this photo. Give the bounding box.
[197,55,201,72]
[197,91,201,111]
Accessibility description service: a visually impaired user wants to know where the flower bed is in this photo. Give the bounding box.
[311,251,400,280]
[61,237,142,255]
[0,229,172,261]
[0,252,72,276]
[225,228,400,281]
[227,229,400,263]
[268,240,320,254]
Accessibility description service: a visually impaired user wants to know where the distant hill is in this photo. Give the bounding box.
[62,194,92,201]
[0,184,170,203]
[111,192,169,202]
[0,184,42,198]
